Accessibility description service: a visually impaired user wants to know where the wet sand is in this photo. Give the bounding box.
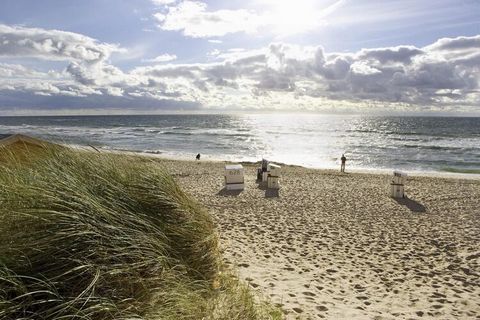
[157,158,480,319]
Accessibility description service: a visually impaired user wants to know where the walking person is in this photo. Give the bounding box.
[340,154,346,173]
[196,153,201,161]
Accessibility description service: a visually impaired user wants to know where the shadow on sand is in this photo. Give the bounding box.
[394,196,427,213]
[265,189,279,198]
[217,187,242,197]
[256,180,280,198]
[256,180,267,190]
[256,180,279,198]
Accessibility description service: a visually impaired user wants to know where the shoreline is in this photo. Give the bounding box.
[72,144,480,181]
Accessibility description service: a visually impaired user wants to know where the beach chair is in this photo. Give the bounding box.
[390,170,407,198]
[225,164,244,190]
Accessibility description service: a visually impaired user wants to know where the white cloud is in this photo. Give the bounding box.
[0,24,123,62]
[153,13,166,22]
[0,63,60,79]
[143,53,177,63]
[106,87,124,97]
[425,35,480,52]
[153,0,345,38]
[350,61,382,75]
[154,1,262,38]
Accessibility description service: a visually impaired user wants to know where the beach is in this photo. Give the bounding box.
[156,158,480,319]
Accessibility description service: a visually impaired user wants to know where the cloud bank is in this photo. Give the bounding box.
[0,24,122,62]
[0,23,479,113]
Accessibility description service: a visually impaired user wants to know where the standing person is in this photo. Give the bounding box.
[261,159,268,172]
[196,153,201,161]
[340,154,346,172]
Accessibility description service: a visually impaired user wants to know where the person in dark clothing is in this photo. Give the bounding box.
[196,153,201,160]
[261,159,268,172]
[340,154,346,172]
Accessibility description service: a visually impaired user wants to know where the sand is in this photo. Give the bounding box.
[155,158,479,319]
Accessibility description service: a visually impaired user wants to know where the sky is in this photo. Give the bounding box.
[0,0,479,115]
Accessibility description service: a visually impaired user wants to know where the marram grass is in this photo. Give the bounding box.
[0,148,282,320]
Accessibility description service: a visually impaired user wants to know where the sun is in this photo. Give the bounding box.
[255,0,343,36]
[258,0,323,35]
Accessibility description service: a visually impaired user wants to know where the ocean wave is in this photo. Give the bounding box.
[143,150,163,154]
[401,144,478,151]
[161,130,252,137]
[440,167,480,174]
[346,129,397,135]
[390,137,423,142]
[162,131,194,136]
[347,129,469,139]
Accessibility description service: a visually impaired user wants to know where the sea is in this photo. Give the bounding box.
[0,114,479,175]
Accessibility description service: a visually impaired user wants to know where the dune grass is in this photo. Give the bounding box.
[0,148,282,320]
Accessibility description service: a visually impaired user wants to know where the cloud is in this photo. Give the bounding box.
[153,0,346,39]
[153,1,262,38]
[128,36,479,110]
[424,35,480,67]
[0,23,478,114]
[426,35,480,52]
[350,61,382,75]
[143,53,177,63]
[0,63,59,79]
[0,24,123,62]
[358,46,424,64]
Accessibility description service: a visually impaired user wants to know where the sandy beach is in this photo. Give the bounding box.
[154,158,480,319]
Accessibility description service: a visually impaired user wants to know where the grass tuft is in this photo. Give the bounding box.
[0,148,282,320]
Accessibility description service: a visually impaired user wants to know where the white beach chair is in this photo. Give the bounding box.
[224,164,244,190]
[390,170,407,198]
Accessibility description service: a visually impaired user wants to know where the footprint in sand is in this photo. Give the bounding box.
[292,307,303,314]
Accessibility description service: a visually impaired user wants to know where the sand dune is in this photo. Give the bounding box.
[157,158,480,319]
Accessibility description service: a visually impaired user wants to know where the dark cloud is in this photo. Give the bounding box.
[358,46,424,64]
[0,88,200,111]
